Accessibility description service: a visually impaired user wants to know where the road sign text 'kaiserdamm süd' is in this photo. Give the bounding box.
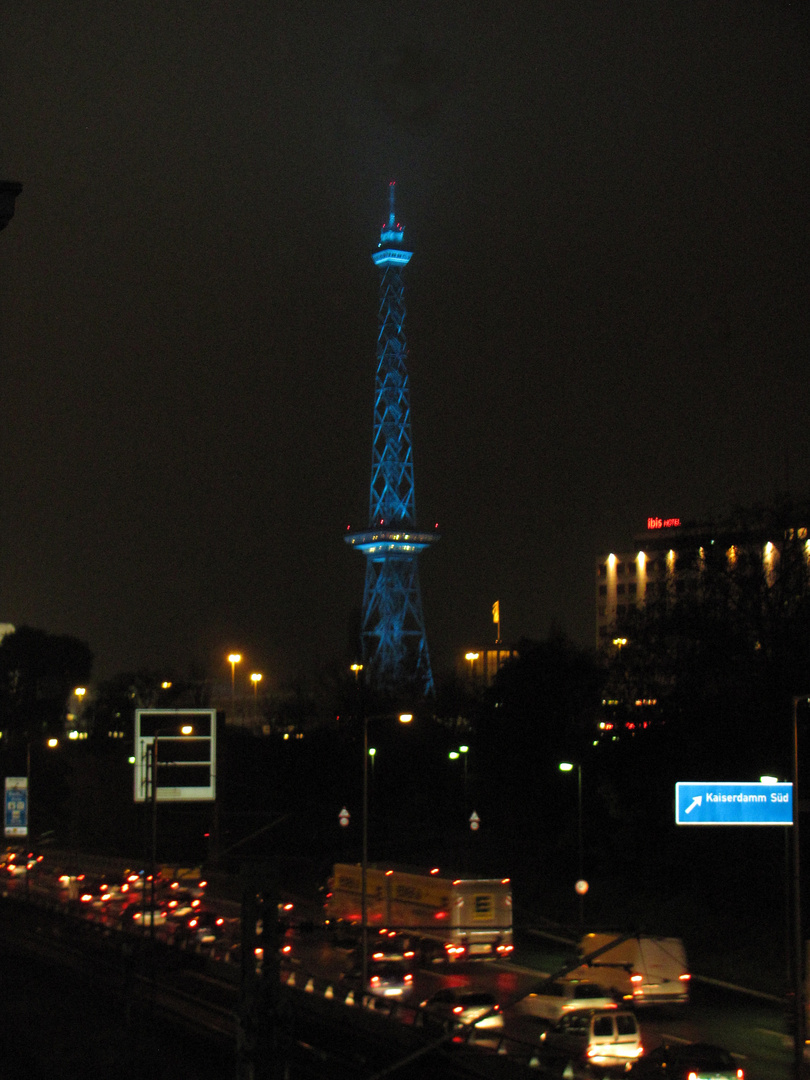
[676,782,793,825]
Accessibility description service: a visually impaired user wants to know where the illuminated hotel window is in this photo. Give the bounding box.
[628,583,637,596]
[599,585,607,596]
[616,562,625,575]
[617,584,626,595]
[597,565,607,578]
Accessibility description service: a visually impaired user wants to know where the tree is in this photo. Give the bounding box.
[0,626,93,743]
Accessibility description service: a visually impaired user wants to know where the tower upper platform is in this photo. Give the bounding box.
[372,180,412,268]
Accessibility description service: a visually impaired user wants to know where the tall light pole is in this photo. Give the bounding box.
[148,722,194,939]
[250,672,262,722]
[560,761,584,927]
[465,652,479,682]
[227,653,242,719]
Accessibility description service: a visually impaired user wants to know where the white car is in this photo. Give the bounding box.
[516,979,619,1021]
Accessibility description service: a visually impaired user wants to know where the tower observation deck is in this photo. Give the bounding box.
[345,182,438,697]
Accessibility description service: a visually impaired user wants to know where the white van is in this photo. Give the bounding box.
[574,934,690,1007]
[540,1009,643,1068]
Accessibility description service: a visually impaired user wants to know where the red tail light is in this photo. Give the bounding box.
[679,973,691,981]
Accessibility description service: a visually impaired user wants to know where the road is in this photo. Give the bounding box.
[0,851,798,1080]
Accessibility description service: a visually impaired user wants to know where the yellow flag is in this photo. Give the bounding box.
[492,600,500,623]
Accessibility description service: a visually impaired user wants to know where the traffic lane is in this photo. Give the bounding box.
[637,982,792,1080]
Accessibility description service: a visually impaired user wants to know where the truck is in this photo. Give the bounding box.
[324,863,513,962]
[571,933,690,1007]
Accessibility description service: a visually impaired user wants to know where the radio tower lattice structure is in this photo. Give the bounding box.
[346,182,437,697]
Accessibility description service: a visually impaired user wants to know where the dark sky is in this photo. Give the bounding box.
[1,1,808,687]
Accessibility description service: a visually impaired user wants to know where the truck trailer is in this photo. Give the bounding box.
[325,863,513,962]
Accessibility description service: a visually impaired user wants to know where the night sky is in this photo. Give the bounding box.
[0,2,808,687]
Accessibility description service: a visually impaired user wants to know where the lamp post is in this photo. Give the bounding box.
[227,653,242,719]
[147,722,194,940]
[250,672,262,722]
[560,761,584,926]
[465,652,479,681]
[353,660,412,996]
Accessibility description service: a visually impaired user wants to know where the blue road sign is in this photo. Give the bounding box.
[676,782,792,825]
[5,776,28,837]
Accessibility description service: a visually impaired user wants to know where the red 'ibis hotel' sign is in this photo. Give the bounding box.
[648,516,681,530]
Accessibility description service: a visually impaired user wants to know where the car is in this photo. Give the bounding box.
[341,959,415,999]
[368,930,418,964]
[628,1043,743,1080]
[539,1009,643,1071]
[417,989,504,1033]
[177,910,229,946]
[119,900,169,930]
[516,979,619,1021]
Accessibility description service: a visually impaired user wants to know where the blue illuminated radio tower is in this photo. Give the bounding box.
[346,182,437,698]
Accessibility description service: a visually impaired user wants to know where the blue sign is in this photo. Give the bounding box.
[4,777,28,837]
[676,782,792,825]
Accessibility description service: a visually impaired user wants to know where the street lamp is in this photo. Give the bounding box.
[227,653,242,718]
[354,662,412,995]
[250,672,262,721]
[465,652,479,680]
[147,722,195,938]
[559,761,584,926]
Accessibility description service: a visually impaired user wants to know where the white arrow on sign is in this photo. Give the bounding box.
[685,795,702,815]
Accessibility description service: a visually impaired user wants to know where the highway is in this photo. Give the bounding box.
[0,850,797,1080]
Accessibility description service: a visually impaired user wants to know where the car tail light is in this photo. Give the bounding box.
[371,976,380,985]
[405,974,413,982]
[630,974,643,982]
[189,919,198,928]
[736,1071,744,1079]
[679,973,691,981]
[80,893,93,903]
[688,1072,698,1080]
[216,918,224,926]
[453,1006,463,1015]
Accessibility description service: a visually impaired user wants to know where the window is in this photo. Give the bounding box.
[628,583,637,596]
[599,585,607,596]
[617,584,626,595]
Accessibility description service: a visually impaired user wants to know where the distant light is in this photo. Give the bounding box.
[47,738,58,748]
[459,745,469,754]
[559,762,574,772]
[399,713,413,724]
[74,687,86,698]
[180,725,193,735]
[227,653,242,664]
[465,652,479,661]
[760,775,779,784]
[368,747,376,758]
[161,681,172,689]
[449,751,459,760]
